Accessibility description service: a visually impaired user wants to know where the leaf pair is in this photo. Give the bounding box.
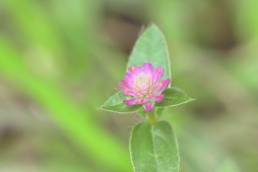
[101,86,194,113]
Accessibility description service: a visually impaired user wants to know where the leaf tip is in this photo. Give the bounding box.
[146,23,163,33]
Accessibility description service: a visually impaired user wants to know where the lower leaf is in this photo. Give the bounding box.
[130,121,180,172]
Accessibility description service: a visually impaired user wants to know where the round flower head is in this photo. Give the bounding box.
[119,63,170,112]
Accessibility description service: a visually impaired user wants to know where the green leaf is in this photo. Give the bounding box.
[130,121,180,172]
[156,86,194,108]
[127,24,171,80]
[100,92,141,113]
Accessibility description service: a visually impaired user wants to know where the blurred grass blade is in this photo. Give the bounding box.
[49,0,100,76]
[0,40,132,172]
[3,0,62,54]
[130,121,180,172]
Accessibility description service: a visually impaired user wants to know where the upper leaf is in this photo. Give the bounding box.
[130,121,180,172]
[127,24,171,80]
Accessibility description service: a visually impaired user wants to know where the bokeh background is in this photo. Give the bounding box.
[0,0,258,172]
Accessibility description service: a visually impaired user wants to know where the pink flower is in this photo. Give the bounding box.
[119,63,170,112]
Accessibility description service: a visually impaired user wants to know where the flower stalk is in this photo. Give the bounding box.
[146,111,158,124]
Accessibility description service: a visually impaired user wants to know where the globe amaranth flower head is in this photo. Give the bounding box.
[119,63,170,112]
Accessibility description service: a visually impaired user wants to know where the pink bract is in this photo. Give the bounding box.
[119,63,170,112]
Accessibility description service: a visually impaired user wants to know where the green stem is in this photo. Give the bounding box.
[147,111,158,124]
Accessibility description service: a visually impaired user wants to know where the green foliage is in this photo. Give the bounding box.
[130,121,180,172]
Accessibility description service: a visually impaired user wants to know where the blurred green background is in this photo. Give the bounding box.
[0,0,258,172]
